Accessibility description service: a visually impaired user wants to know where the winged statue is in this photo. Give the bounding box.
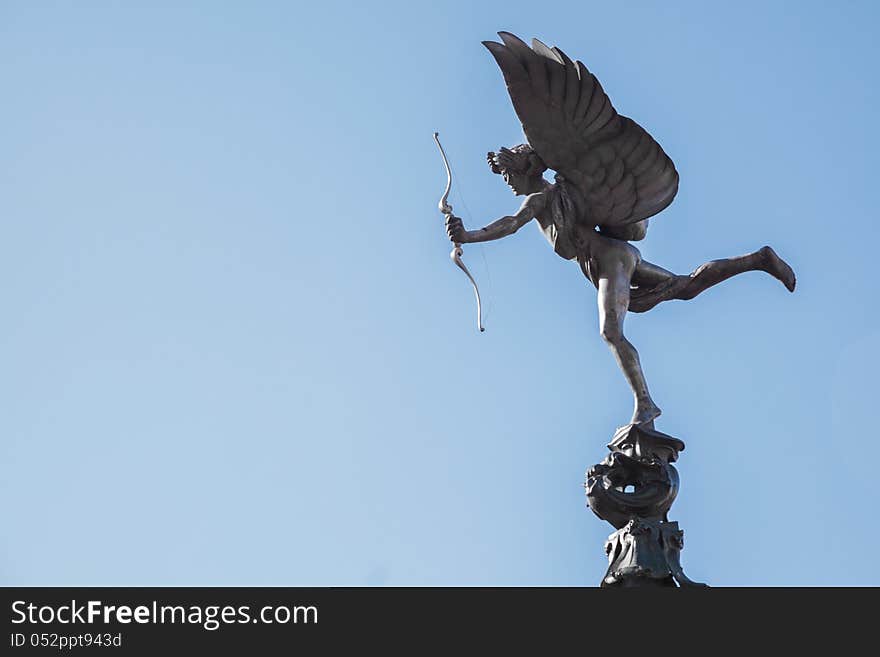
[443,32,796,426]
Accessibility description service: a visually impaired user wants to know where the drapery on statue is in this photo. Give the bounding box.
[444,32,796,426]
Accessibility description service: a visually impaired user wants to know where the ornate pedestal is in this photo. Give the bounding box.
[585,423,707,587]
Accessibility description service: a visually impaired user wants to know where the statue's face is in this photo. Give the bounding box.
[502,171,529,195]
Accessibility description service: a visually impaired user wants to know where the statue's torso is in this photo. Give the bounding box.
[534,187,642,275]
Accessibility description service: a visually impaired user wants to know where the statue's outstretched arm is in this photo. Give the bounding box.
[446,192,546,244]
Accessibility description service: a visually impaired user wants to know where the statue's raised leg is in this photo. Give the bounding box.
[629,246,796,313]
[678,246,796,299]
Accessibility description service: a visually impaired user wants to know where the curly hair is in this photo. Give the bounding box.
[487,144,547,177]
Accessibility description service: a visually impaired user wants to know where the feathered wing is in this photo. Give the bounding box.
[483,32,679,230]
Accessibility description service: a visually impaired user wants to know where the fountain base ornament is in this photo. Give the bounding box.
[586,423,707,587]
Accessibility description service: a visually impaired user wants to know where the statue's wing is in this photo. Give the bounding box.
[483,32,678,228]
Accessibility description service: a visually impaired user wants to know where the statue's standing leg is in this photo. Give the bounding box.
[597,264,662,426]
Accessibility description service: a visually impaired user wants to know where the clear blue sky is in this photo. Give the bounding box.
[2,1,877,586]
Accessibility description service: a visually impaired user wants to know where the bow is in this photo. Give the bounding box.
[433,132,484,332]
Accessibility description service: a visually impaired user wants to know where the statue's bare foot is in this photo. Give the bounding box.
[759,246,796,292]
[631,401,662,426]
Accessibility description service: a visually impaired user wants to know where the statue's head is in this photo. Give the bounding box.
[487,144,547,195]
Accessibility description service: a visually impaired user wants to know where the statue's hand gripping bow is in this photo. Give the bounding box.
[433,132,484,332]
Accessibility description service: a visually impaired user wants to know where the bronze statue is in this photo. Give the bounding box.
[442,32,795,427]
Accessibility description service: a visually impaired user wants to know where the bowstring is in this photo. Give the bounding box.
[449,160,494,327]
